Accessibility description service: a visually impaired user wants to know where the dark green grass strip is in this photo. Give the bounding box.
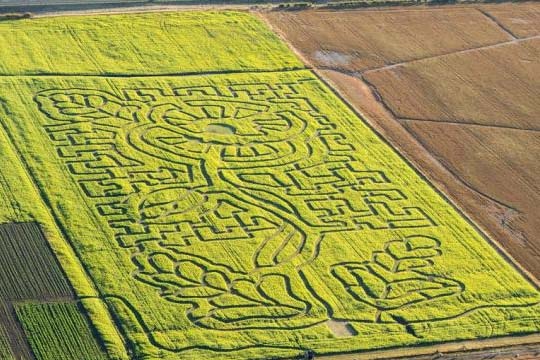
[0,322,14,360]
[0,302,31,360]
[15,301,109,360]
[0,222,73,301]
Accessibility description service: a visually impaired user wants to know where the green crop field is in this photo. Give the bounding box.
[0,342,11,360]
[15,301,108,360]
[0,10,538,360]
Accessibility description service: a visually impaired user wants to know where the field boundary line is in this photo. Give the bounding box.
[476,7,518,40]
[399,117,540,133]
[0,66,308,78]
[0,102,130,359]
[362,34,540,75]
[401,127,524,212]
[256,12,316,73]
[398,121,524,213]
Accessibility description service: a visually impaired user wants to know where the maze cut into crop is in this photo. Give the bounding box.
[0,70,538,360]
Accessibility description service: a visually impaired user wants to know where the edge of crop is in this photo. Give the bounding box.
[306,68,540,291]
[0,100,130,360]
[257,11,540,290]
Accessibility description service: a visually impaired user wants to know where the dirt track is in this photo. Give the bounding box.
[263,2,540,283]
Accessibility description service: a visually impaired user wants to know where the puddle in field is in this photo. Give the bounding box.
[326,320,358,337]
[206,124,236,135]
[314,50,353,67]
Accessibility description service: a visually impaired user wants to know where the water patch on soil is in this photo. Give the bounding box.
[314,50,353,67]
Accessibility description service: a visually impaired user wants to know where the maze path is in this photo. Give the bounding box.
[1,71,538,359]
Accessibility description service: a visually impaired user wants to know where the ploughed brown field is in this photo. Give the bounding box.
[264,7,511,72]
[480,3,540,38]
[263,3,540,280]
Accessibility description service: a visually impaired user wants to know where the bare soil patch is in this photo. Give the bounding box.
[264,7,511,72]
[326,320,358,337]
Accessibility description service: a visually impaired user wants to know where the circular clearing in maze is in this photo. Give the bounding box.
[205,123,237,135]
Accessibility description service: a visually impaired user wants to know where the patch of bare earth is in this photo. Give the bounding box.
[363,38,540,129]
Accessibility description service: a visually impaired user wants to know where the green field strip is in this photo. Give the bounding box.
[0,121,128,358]
[0,222,73,301]
[0,11,302,76]
[0,303,32,360]
[0,69,538,360]
[15,301,109,360]
[0,339,13,360]
[0,127,37,223]
[0,173,25,223]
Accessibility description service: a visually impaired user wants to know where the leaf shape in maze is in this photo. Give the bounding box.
[204,271,229,291]
[385,236,441,262]
[331,235,464,323]
[204,274,309,328]
[176,260,206,284]
[35,89,141,122]
[254,222,308,268]
[136,253,317,330]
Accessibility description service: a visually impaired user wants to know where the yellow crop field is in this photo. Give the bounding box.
[0,11,538,360]
[0,11,302,76]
